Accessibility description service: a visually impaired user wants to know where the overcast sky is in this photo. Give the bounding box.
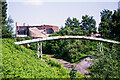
[7,0,119,33]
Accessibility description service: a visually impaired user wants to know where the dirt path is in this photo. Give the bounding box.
[46,54,94,76]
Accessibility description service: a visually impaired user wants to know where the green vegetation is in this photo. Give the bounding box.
[99,9,120,41]
[28,16,98,63]
[1,1,13,38]
[70,68,77,79]
[28,39,98,63]
[1,1,119,78]
[2,39,84,78]
[57,16,96,36]
[42,39,98,63]
[89,44,120,78]
[0,39,2,79]
[44,16,97,63]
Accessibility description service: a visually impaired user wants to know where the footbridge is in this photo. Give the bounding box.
[15,36,120,60]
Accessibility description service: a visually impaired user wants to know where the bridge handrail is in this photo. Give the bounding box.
[14,36,120,45]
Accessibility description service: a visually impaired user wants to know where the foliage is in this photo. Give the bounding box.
[99,9,112,38]
[58,17,82,36]
[2,39,69,78]
[0,39,2,79]
[25,36,31,40]
[2,39,84,78]
[111,9,120,41]
[41,39,98,63]
[1,2,7,25]
[6,16,14,33]
[26,17,98,63]
[47,59,62,68]
[14,16,98,63]
[1,1,14,38]
[70,68,77,79]
[2,25,13,38]
[89,44,120,78]
[81,15,96,36]
[16,37,25,41]
[57,16,96,36]
[37,16,97,63]
[99,9,120,41]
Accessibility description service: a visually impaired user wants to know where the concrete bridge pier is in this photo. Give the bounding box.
[37,42,42,60]
[99,42,103,56]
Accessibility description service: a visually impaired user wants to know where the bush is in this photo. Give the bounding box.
[70,68,77,79]
[2,39,73,78]
[43,39,98,63]
[89,44,120,78]
[25,36,31,40]
[46,59,62,68]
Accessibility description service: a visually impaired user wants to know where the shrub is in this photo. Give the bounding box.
[43,39,98,63]
[2,39,72,78]
[89,44,120,78]
[25,36,31,40]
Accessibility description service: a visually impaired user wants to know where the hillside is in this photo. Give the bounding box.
[2,39,83,78]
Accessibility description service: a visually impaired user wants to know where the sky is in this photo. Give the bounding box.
[7,0,119,33]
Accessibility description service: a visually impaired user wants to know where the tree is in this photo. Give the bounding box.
[1,2,7,25]
[58,16,96,36]
[98,9,112,38]
[1,1,13,38]
[59,17,85,36]
[98,9,120,41]
[0,2,2,38]
[2,16,14,38]
[65,17,73,28]
[111,9,120,41]
[89,44,120,78]
[65,17,80,30]
[81,15,96,36]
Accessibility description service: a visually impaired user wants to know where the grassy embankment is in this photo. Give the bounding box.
[2,39,84,78]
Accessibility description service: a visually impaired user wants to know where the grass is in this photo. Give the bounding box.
[2,38,84,78]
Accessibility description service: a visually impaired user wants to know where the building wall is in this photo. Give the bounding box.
[16,26,28,35]
[40,25,59,33]
[16,23,59,37]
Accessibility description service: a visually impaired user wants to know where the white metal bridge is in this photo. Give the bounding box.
[15,36,120,60]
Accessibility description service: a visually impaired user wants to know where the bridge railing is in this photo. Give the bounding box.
[15,36,120,45]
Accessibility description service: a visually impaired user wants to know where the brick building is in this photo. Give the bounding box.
[16,22,59,38]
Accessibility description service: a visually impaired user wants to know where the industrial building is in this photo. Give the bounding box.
[16,22,59,38]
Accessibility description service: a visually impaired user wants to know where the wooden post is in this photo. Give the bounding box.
[37,42,42,60]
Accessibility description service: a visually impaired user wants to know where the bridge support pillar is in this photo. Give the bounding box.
[37,42,42,60]
[99,42,103,56]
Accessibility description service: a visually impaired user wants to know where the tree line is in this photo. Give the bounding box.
[1,1,120,41]
[52,9,120,41]
[1,1,13,38]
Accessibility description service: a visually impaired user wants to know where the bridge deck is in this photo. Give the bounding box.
[15,36,120,45]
